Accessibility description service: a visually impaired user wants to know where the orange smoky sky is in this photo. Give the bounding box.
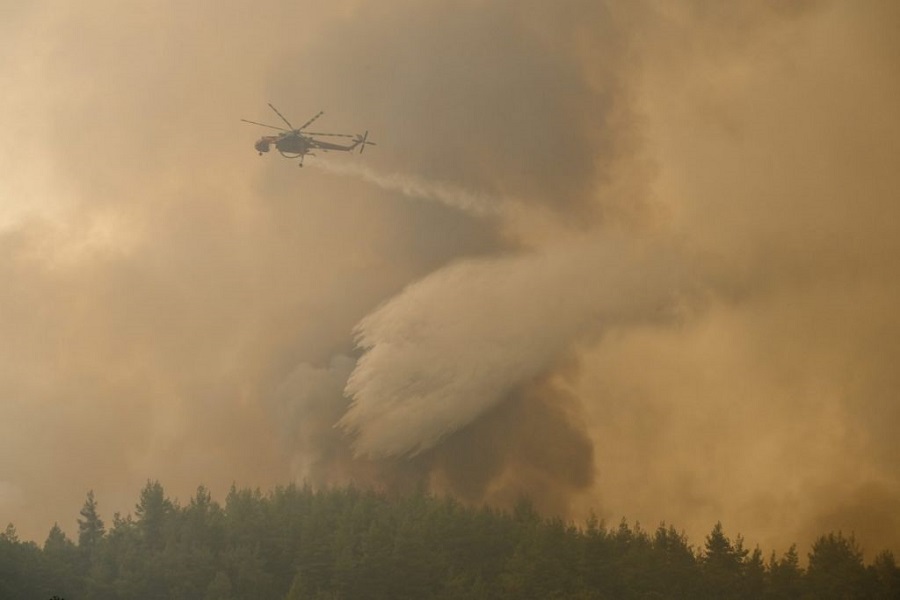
[1,0,899,558]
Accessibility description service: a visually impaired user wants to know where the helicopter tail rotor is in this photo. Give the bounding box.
[356,130,376,154]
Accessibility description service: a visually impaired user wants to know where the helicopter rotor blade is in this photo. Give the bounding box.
[304,131,355,138]
[241,119,288,132]
[297,110,325,131]
[268,103,295,130]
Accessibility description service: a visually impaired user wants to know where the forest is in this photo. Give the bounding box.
[1,481,898,599]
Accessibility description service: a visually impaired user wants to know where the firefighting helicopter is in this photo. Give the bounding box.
[242,103,375,167]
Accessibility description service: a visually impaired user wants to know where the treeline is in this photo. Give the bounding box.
[1,482,898,599]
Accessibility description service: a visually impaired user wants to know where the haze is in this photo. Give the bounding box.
[2,0,899,557]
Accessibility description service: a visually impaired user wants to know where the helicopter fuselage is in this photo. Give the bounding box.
[274,133,313,155]
[255,133,312,156]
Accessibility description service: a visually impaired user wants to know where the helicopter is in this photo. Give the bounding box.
[242,103,375,167]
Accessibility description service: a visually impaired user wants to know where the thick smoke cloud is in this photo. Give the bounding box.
[1,0,899,559]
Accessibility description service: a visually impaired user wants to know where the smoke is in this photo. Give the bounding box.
[418,375,598,516]
[273,356,357,483]
[1,0,899,559]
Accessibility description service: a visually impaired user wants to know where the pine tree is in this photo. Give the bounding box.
[765,545,803,600]
[1,523,18,543]
[870,550,900,599]
[77,490,105,550]
[806,532,866,599]
[135,479,173,550]
[43,523,80,598]
[741,547,765,599]
[701,522,747,599]
[43,523,73,553]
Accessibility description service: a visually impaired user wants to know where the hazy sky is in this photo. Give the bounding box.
[2,0,899,557]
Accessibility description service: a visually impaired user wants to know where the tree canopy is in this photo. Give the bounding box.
[1,481,897,599]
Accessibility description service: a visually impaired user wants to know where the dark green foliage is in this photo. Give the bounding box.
[805,532,868,599]
[869,550,900,600]
[701,521,748,599]
[42,523,80,597]
[766,545,803,599]
[3,482,897,599]
[647,523,702,598]
[78,490,105,552]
